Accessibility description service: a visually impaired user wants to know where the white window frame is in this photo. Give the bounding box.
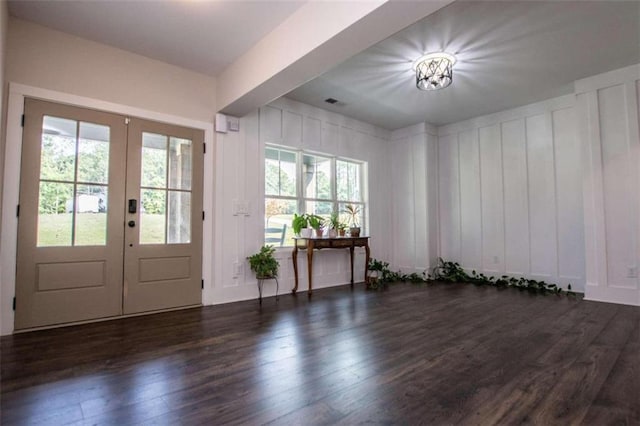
[265,144,367,246]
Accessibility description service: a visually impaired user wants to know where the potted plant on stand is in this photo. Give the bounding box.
[308,214,324,237]
[367,258,390,290]
[247,245,280,303]
[292,213,311,238]
[344,204,361,237]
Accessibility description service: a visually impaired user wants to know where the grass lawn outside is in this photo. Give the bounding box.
[37,213,166,246]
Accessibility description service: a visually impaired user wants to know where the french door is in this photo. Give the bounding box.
[15,99,203,330]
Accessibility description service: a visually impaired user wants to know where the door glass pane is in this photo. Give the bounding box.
[37,182,73,246]
[140,189,166,244]
[169,137,192,190]
[40,116,77,182]
[77,122,110,184]
[141,133,167,188]
[168,191,190,244]
[74,185,108,246]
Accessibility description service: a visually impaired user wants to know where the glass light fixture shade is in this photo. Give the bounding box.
[413,52,456,91]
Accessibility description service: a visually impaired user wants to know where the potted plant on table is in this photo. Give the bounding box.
[337,222,348,237]
[344,204,361,237]
[308,214,324,237]
[292,213,311,238]
[328,212,340,238]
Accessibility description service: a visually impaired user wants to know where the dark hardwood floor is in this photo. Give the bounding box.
[1,282,639,425]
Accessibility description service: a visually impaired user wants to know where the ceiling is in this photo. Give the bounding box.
[8,1,640,130]
[8,0,305,76]
[287,1,640,129]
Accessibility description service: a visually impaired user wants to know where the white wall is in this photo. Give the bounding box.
[576,64,640,306]
[436,95,585,291]
[7,19,217,122]
[213,97,392,303]
[389,123,438,273]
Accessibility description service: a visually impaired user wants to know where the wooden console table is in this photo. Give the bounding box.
[292,236,370,296]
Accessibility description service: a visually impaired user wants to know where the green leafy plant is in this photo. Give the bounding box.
[429,258,575,296]
[291,213,309,235]
[365,257,576,297]
[329,212,340,230]
[247,245,279,278]
[343,204,360,227]
[367,258,391,289]
[307,214,324,230]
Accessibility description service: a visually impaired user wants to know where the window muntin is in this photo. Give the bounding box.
[265,147,297,197]
[303,154,332,200]
[264,146,366,246]
[37,116,110,247]
[336,160,362,203]
[139,132,193,245]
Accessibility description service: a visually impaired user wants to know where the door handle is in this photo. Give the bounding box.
[128,199,137,214]
[128,220,136,228]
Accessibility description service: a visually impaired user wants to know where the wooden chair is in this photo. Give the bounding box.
[264,224,287,247]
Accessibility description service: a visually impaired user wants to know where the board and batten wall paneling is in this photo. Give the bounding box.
[479,124,505,274]
[283,110,303,148]
[438,133,461,262]
[576,64,640,306]
[391,136,415,271]
[389,123,437,272]
[218,97,392,299]
[458,129,482,272]
[552,107,585,283]
[303,116,322,150]
[599,85,636,288]
[437,95,584,291]
[388,128,433,272]
[501,118,530,276]
[413,134,429,271]
[260,105,282,143]
[426,133,439,268]
[526,113,557,279]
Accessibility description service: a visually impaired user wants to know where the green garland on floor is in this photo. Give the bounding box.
[367,258,576,297]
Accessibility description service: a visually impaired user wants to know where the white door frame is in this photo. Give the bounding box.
[1,82,215,335]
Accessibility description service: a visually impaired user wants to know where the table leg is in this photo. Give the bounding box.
[364,243,370,284]
[292,245,298,295]
[307,243,314,296]
[350,246,355,288]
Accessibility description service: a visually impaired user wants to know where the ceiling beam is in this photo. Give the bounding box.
[217,0,453,117]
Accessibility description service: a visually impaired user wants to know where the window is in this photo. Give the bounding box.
[264,145,366,246]
[37,116,111,247]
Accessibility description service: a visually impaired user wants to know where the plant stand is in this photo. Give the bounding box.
[257,276,279,304]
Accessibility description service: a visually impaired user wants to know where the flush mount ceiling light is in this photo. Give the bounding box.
[412,52,456,91]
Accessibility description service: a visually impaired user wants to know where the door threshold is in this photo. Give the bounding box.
[14,304,202,334]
